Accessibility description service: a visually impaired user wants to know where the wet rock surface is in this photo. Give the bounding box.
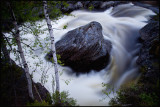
[133,1,159,14]
[0,58,51,106]
[137,21,159,83]
[46,21,112,72]
[61,1,130,13]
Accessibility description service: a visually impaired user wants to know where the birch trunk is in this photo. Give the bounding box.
[43,1,60,93]
[8,2,34,100]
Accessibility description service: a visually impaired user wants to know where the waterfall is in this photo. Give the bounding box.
[8,3,155,106]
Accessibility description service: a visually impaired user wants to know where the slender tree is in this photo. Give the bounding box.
[7,2,34,100]
[43,0,60,98]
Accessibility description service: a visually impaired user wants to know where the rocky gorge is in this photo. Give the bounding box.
[109,18,159,106]
[137,21,159,86]
[1,1,159,106]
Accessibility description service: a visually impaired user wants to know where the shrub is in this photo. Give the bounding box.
[52,91,78,106]
[139,93,159,106]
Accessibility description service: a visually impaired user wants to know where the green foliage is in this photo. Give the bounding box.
[61,79,72,85]
[139,93,158,106]
[27,100,50,106]
[63,23,68,29]
[11,1,43,23]
[45,93,53,104]
[62,1,69,8]
[108,81,160,106]
[88,4,94,11]
[46,53,65,66]
[52,91,77,106]
[64,79,71,85]
[108,82,142,106]
[1,1,69,32]
[101,83,115,100]
[47,1,67,20]
[56,54,64,66]
[1,1,77,106]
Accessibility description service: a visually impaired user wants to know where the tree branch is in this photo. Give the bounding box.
[3,34,13,51]
[21,42,35,51]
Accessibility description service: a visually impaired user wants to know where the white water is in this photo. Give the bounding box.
[6,3,155,106]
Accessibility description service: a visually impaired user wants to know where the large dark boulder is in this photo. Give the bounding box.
[139,22,159,41]
[137,21,159,66]
[60,1,130,14]
[0,57,52,105]
[46,21,112,72]
[137,21,159,83]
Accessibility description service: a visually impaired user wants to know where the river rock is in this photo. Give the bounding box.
[75,1,83,9]
[60,1,130,14]
[46,21,112,72]
[137,21,159,81]
[89,1,103,9]
[137,21,159,66]
[140,22,159,41]
[133,1,159,14]
[61,3,76,13]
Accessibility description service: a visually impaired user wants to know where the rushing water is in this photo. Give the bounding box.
[8,3,155,106]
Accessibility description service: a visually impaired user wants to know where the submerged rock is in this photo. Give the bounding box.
[46,21,112,72]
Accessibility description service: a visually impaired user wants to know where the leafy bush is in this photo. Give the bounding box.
[52,91,78,106]
[108,82,160,106]
[139,93,159,106]
[109,82,142,106]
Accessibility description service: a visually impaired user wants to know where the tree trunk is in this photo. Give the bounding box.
[7,2,34,100]
[43,0,60,94]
